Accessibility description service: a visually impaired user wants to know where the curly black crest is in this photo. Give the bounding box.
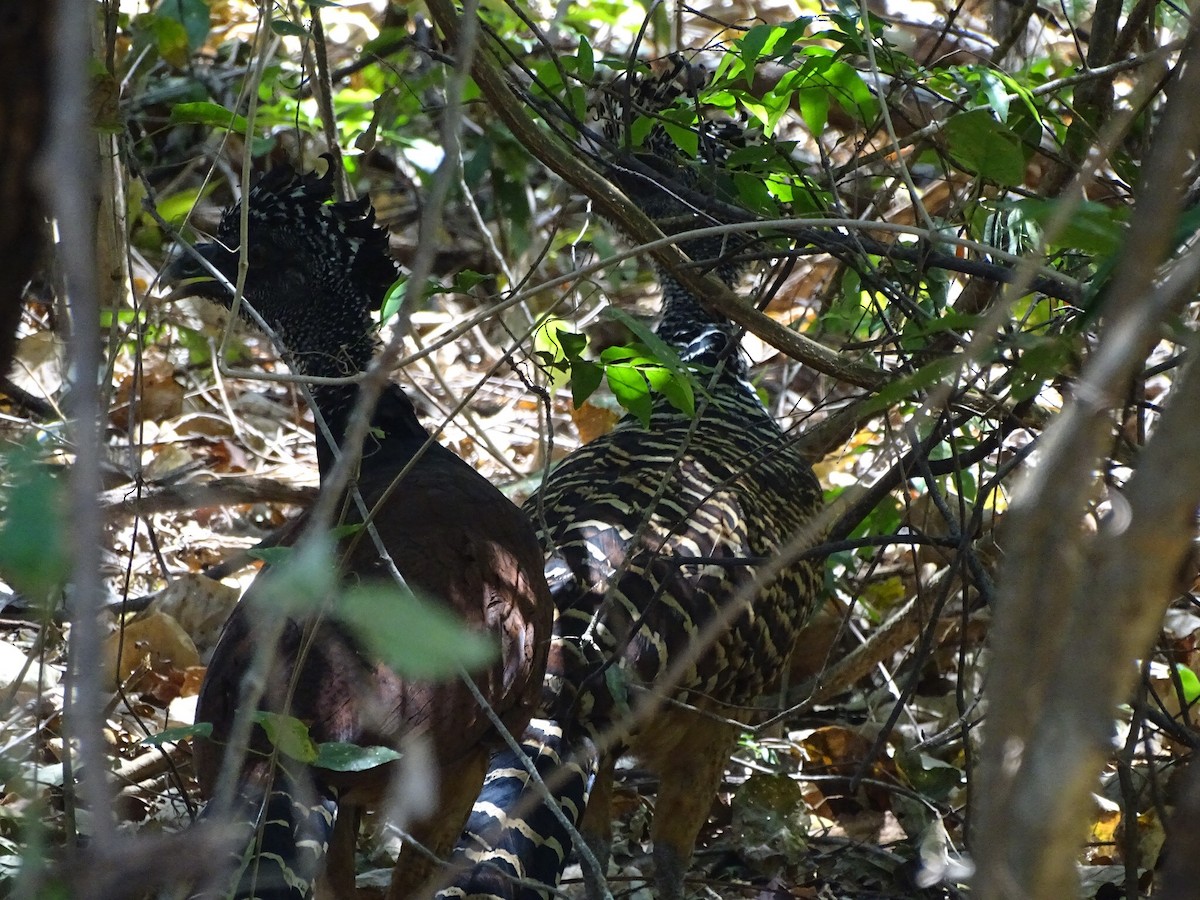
[214,164,398,311]
[178,160,399,380]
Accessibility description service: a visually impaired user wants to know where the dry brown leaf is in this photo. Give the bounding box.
[570,401,620,444]
[150,573,241,654]
[9,331,65,400]
[102,610,201,689]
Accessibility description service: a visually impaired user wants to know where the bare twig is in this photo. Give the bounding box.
[975,24,1200,898]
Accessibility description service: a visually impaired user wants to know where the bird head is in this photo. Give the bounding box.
[165,159,399,376]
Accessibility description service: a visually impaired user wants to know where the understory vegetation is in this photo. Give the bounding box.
[2,1,1199,898]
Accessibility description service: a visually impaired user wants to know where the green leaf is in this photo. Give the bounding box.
[1010,337,1070,403]
[662,120,699,158]
[334,584,497,679]
[606,364,653,427]
[943,110,1025,186]
[254,712,319,763]
[1006,199,1126,255]
[797,86,830,137]
[452,270,488,293]
[168,101,249,134]
[155,185,214,225]
[1176,664,1200,705]
[896,749,964,801]
[645,366,695,417]
[380,276,408,323]
[534,321,588,391]
[977,69,1010,123]
[312,741,403,772]
[570,359,604,407]
[738,24,788,74]
[156,0,211,51]
[732,171,778,217]
[270,19,310,39]
[250,538,338,616]
[629,114,655,149]
[144,13,190,67]
[601,308,686,377]
[823,61,878,125]
[142,723,212,747]
[0,444,69,605]
[248,546,293,567]
[576,35,594,81]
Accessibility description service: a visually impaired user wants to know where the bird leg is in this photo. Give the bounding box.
[317,801,359,899]
[388,747,489,900]
[647,714,738,900]
[580,751,617,900]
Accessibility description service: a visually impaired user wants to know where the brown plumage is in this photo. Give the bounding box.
[170,163,551,899]
[439,65,825,900]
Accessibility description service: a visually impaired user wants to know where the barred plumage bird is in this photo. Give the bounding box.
[440,64,825,899]
[168,163,552,900]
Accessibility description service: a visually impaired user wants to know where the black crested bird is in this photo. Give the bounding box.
[438,64,825,900]
[168,163,552,900]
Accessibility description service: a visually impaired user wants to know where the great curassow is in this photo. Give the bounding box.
[168,163,552,899]
[438,66,825,899]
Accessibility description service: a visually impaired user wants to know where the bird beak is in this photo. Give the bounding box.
[162,241,235,301]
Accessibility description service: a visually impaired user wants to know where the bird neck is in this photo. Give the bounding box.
[312,383,430,481]
[262,307,419,480]
[267,304,376,442]
[654,267,746,378]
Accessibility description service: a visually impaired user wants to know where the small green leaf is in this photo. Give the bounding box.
[1176,664,1200,705]
[570,359,604,407]
[604,665,631,717]
[823,61,878,125]
[313,741,402,772]
[248,546,294,567]
[334,584,497,679]
[452,270,488,293]
[797,86,830,137]
[254,712,319,764]
[558,330,589,359]
[943,110,1025,186]
[250,538,338,616]
[270,19,310,39]
[629,114,655,149]
[534,321,588,391]
[576,35,594,81]
[896,749,964,801]
[1006,199,1126,255]
[738,24,783,72]
[168,101,249,134]
[606,364,653,427]
[145,13,190,67]
[645,366,695,417]
[155,185,214,225]
[0,444,69,605]
[601,308,685,376]
[977,69,1010,123]
[380,276,408,323]
[142,723,212,747]
[156,0,211,52]
[330,522,364,541]
[732,171,778,217]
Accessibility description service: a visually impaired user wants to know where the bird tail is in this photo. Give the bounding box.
[436,718,597,900]
[199,767,338,900]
